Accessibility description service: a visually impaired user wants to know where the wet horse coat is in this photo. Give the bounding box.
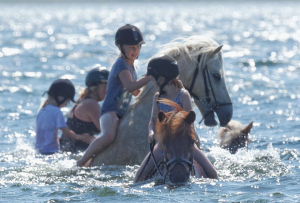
[90,36,233,166]
[154,99,196,184]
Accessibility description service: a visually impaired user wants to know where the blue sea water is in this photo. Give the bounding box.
[0,0,300,202]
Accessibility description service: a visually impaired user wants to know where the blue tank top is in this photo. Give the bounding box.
[157,89,183,113]
[101,57,137,118]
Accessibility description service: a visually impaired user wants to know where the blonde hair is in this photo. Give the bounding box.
[78,85,100,100]
[169,78,184,89]
[41,95,65,108]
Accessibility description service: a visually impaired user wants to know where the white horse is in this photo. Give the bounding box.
[90,36,233,166]
[218,120,253,154]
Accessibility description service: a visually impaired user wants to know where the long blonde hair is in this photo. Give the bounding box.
[41,95,64,108]
[78,85,100,100]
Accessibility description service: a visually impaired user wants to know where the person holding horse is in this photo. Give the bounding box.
[134,55,218,182]
[77,24,151,166]
[60,66,109,153]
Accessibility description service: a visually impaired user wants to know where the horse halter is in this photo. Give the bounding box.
[164,156,194,184]
[184,53,232,124]
[149,140,194,184]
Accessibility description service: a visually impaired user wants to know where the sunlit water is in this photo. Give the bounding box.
[1,1,300,202]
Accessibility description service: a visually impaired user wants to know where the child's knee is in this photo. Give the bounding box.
[105,132,116,143]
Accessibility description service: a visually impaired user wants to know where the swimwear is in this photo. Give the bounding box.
[157,89,183,113]
[60,98,100,152]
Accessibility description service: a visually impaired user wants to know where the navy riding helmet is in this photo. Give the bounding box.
[47,79,76,106]
[147,55,179,96]
[85,65,110,87]
[115,24,145,59]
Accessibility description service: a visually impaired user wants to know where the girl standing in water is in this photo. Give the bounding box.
[134,55,218,182]
[77,24,151,166]
[35,79,93,155]
[60,67,109,152]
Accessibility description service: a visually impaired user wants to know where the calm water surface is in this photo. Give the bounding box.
[0,1,300,202]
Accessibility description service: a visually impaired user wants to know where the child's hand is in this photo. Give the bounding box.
[148,130,155,144]
[132,89,141,97]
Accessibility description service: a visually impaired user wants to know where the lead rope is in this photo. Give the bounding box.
[150,142,164,178]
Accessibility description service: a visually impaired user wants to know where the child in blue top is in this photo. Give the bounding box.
[35,79,93,155]
[77,24,151,166]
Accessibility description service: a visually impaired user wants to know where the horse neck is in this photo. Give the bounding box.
[131,82,156,107]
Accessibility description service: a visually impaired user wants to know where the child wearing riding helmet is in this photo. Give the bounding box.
[77,24,151,166]
[35,79,93,155]
[134,55,218,182]
[60,66,109,153]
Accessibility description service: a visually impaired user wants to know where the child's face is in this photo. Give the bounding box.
[121,44,141,61]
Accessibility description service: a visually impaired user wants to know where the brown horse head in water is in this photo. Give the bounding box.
[218,120,253,154]
[156,99,196,185]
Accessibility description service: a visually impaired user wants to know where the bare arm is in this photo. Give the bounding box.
[86,100,101,132]
[60,127,94,144]
[148,93,159,143]
[119,70,151,93]
[193,145,218,179]
[181,90,201,146]
[181,90,193,112]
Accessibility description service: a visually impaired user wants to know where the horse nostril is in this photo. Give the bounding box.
[168,165,190,184]
[169,173,189,184]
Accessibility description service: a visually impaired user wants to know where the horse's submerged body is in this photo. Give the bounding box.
[90,36,233,166]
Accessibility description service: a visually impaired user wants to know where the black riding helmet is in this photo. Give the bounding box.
[115,24,145,59]
[147,55,179,96]
[47,79,76,106]
[85,65,109,87]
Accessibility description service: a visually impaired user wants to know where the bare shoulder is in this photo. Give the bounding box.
[82,98,98,105]
[81,98,100,110]
[181,89,192,101]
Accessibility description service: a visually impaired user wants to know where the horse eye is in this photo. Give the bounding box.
[213,73,221,80]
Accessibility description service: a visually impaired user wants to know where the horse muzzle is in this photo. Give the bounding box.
[165,158,193,185]
[202,102,233,127]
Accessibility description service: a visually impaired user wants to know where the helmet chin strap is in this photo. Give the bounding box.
[120,45,129,60]
[54,95,66,107]
[158,80,169,97]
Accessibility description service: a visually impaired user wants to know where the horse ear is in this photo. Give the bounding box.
[184,111,196,125]
[158,111,166,122]
[242,121,253,134]
[212,45,223,55]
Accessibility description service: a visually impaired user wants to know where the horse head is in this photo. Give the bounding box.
[218,120,253,154]
[156,99,196,185]
[152,36,233,127]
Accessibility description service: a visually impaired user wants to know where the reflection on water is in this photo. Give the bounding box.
[1,0,300,202]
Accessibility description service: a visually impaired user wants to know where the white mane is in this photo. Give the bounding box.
[150,35,219,65]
